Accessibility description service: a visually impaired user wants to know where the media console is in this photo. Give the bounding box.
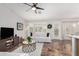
[0,36,23,52]
[0,27,24,51]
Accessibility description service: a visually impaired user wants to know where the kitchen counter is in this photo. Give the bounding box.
[68,34,79,38]
[68,35,79,56]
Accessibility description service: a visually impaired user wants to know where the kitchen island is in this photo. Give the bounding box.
[69,35,79,56]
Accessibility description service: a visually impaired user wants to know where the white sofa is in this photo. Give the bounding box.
[32,32,51,43]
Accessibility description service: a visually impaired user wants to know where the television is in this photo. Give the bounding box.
[0,27,14,39]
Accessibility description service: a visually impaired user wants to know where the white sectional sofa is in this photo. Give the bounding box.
[32,32,51,43]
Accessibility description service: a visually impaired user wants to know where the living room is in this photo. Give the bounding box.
[0,3,79,56]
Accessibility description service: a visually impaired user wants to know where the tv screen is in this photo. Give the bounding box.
[0,27,14,39]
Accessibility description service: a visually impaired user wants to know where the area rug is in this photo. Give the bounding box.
[41,40,72,56]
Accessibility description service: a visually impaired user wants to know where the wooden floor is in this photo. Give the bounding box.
[41,40,72,56]
[7,40,72,56]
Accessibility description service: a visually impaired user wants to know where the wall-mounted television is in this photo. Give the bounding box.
[0,27,14,39]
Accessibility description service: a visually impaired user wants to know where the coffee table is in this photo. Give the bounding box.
[22,41,36,53]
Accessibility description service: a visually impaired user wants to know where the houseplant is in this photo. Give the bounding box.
[27,36,32,43]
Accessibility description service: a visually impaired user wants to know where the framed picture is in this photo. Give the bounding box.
[17,22,23,30]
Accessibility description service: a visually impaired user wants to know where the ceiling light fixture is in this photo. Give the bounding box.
[32,7,36,10]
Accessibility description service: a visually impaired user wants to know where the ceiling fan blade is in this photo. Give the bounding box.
[24,3,32,7]
[36,7,44,10]
[32,3,38,7]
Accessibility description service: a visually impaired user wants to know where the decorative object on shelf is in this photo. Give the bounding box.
[17,22,23,30]
[27,36,32,43]
[23,41,28,44]
[47,24,52,29]
[15,34,17,37]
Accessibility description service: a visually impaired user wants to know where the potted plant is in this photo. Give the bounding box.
[27,36,32,43]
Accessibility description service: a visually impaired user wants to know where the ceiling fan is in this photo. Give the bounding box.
[24,3,44,14]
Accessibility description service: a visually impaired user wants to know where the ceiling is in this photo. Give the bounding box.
[2,3,79,21]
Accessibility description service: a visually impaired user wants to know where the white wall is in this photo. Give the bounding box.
[0,4,27,38]
[0,4,62,39]
[1,4,79,40]
[27,20,62,40]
